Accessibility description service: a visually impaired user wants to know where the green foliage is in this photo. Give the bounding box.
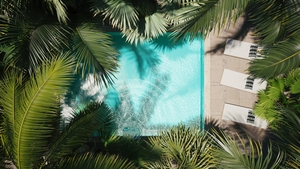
[0,57,119,169]
[0,0,119,87]
[92,0,168,44]
[72,23,119,87]
[92,0,139,30]
[44,102,114,167]
[248,38,300,79]
[146,125,217,169]
[0,56,75,169]
[211,129,284,169]
[103,135,162,168]
[247,0,300,79]
[253,69,300,168]
[254,69,300,126]
[271,107,300,169]
[0,10,71,71]
[56,153,136,169]
[168,0,250,41]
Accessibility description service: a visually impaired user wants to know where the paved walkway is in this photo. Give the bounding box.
[205,17,258,121]
[204,17,268,141]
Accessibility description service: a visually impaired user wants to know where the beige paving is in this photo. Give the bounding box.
[205,17,258,121]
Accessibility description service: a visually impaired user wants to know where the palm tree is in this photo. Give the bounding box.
[272,107,300,169]
[253,68,300,127]
[210,129,284,169]
[90,0,253,43]
[144,124,284,168]
[90,0,168,45]
[146,125,218,168]
[55,153,135,169]
[0,56,134,169]
[253,68,300,168]
[164,0,251,41]
[0,0,119,87]
[246,0,300,79]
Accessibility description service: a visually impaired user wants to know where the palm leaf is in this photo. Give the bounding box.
[252,20,286,45]
[12,55,75,169]
[169,0,250,41]
[147,125,217,168]
[27,24,72,70]
[122,12,168,45]
[40,0,69,23]
[0,13,72,72]
[248,37,300,79]
[93,0,139,30]
[247,0,300,45]
[290,79,300,94]
[0,16,30,69]
[104,135,161,167]
[247,0,288,44]
[44,102,114,166]
[284,68,300,86]
[56,153,136,169]
[253,78,285,124]
[211,129,284,169]
[0,69,22,161]
[72,23,119,87]
[273,107,300,169]
[284,12,300,38]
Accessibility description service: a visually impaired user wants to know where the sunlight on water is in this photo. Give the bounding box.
[61,33,204,136]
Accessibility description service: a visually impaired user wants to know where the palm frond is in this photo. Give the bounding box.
[0,12,72,72]
[273,107,300,169]
[284,12,300,39]
[44,102,114,166]
[248,0,300,44]
[72,23,119,87]
[0,69,22,161]
[211,129,284,169]
[28,24,72,70]
[248,37,300,79]
[147,125,217,168]
[56,153,136,169]
[95,0,139,30]
[0,16,29,68]
[41,0,69,23]
[0,0,24,18]
[253,77,287,125]
[284,68,300,86]
[104,135,161,167]
[247,0,287,44]
[169,0,250,41]
[12,55,75,169]
[122,12,168,45]
[253,91,280,124]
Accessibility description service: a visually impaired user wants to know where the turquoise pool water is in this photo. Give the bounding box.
[104,33,204,136]
[62,33,204,136]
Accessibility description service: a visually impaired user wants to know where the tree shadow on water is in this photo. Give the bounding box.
[106,73,170,135]
[109,33,162,79]
[150,34,187,52]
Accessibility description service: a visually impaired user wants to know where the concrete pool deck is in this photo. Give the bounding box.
[205,17,260,126]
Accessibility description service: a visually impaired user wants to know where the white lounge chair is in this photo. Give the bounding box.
[220,69,267,93]
[224,39,263,60]
[222,103,268,129]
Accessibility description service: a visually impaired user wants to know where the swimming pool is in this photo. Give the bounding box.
[64,33,204,136]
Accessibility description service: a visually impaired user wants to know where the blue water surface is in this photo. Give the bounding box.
[103,33,205,136]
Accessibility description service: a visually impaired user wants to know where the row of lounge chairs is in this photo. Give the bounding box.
[220,39,267,128]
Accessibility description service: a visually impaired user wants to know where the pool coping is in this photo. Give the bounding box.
[204,36,211,120]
